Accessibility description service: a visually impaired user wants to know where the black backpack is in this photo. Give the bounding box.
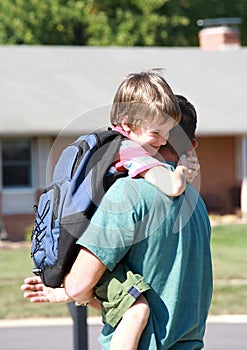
[31,130,126,288]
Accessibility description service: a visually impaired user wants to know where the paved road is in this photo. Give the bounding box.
[204,322,247,349]
[1,317,247,350]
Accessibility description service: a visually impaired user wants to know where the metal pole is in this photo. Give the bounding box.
[68,302,88,350]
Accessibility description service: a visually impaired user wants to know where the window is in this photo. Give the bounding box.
[2,140,32,188]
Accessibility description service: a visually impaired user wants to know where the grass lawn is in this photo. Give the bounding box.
[209,222,247,315]
[211,223,247,279]
[0,222,247,319]
[0,245,71,319]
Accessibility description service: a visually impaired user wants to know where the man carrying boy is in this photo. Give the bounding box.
[22,71,212,349]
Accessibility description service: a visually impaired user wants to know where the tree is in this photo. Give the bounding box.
[0,0,246,46]
[0,0,90,45]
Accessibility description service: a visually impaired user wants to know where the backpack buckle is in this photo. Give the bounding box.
[32,268,42,276]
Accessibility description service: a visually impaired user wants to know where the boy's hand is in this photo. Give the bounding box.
[178,153,200,182]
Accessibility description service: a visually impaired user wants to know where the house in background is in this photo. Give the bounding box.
[0,23,247,240]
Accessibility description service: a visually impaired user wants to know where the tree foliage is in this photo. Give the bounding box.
[0,0,246,46]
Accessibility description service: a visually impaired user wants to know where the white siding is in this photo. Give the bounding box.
[2,190,35,214]
[35,137,53,187]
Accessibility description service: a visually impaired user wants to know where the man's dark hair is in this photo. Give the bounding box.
[175,95,197,141]
[165,95,197,156]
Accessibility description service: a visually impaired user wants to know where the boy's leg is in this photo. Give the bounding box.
[110,294,150,350]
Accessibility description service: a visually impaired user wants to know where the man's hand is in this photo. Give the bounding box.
[21,276,72,303]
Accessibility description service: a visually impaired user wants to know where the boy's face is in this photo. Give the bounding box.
[129,118,175,156]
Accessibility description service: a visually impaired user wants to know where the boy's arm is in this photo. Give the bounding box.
[142,154,200,197]
[117,140,199,196]
[142,165,186,196]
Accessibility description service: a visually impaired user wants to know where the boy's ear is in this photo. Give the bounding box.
[121,115,131,133]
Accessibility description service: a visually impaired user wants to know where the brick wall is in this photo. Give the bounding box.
[1,189,43,241]
[3,213,34,241]
[196,135,241,213]
[2,135,241,240]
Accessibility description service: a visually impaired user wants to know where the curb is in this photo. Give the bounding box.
[0,317,102,328]
[0,315,247,328]
[207,314,247,323]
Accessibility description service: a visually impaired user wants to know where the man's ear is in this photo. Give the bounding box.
[192,138,198,150]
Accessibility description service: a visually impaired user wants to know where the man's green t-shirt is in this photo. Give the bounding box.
[77,177,212,350]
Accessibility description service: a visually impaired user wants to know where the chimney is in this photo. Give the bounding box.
[197,17,242,51]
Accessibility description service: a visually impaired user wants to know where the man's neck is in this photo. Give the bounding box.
[160,150,179,164]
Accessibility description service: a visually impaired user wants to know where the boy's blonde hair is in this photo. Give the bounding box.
[110,69,181,129]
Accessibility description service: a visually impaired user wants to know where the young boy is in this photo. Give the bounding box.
[110,71,199,196]
[22,70,199,350]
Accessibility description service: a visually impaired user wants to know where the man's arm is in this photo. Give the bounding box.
[64,247,107,305]
[21,247,107,305]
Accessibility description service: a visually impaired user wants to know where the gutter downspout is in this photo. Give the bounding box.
[241,136,247,218]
